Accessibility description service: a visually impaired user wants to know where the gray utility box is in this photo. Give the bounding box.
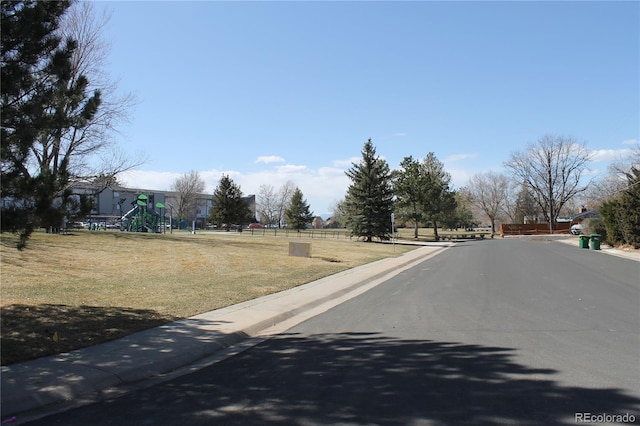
[289,242,311,258]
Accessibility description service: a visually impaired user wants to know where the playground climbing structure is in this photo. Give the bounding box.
[120,194,165,232]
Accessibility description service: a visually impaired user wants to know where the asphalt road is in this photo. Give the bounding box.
[28,238,640,425]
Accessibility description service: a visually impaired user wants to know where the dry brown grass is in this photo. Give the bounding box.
[1,230,414,365]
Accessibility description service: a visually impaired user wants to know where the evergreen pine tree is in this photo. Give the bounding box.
[600,199,623,246]
[515,184,540,224]
[394,156,428,239]
[209,175,252,229]
[420,153,457,241]
[285,187,314,231]
[618,167,640,248]
[601,167,640,248]
[345,139,394,242]
[394,153,457,240]
[1,1,102,246]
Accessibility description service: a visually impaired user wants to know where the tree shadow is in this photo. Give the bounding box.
[1,304,178,365]
[40,332,640,425]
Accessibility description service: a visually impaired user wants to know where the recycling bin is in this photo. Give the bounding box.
[589,234,601,250]
[579,235,590,249]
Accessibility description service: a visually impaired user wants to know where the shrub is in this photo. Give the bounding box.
[598,167,640,249]
[588,218,607,244]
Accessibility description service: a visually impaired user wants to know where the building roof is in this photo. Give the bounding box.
[572,210,600,221]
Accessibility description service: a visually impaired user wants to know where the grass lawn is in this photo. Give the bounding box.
[1,230,415,365]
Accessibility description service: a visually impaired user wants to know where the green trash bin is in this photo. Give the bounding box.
[579,235,590,249]
[589,234,601,250]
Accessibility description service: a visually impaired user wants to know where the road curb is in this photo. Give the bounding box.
[555,237,640,262]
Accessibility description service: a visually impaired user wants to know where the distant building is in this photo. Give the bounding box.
[163,191,212,228]
[311,216,324,229]
[71,182,167,222]
[324,217,341,228]
[571,209,600,224]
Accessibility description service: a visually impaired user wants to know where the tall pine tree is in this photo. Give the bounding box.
[421,153,456,241]
[208,174,252,229]
[285,187,314,231]
[1,1,102,246]
[394,156,428,239]
[345,139,394,242]
[617,167,640,248]
[393,153,457,240]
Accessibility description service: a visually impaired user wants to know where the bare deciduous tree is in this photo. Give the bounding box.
[504,135,592,232]
[467,171,509,236]
[501,181,520,223]
[276,180,296,228]
[57,2,140,183]
[328,198,347,228]
[171,170,205,222]
[256,184,278,226]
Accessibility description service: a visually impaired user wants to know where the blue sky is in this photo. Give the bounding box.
[98,1,639,216]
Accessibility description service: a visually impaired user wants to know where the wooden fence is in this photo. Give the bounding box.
[499,223,571,236]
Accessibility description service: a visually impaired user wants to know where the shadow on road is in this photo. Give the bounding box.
[45,332,640,425]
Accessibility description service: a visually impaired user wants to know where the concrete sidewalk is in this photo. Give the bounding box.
[1,242,450,423]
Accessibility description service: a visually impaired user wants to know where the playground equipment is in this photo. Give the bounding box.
[120,194,165,232]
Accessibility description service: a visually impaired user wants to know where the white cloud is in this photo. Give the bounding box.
[276,164,308,173]
[443,153,478,163]
[589,148,634,163]
[255,155,285,164]
[447,167,475,190]
[120,169,237,194]
[119,170,182,191]
[589,139,639,163]
[237,165,349,215]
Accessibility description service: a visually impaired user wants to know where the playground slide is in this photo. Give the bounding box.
[120,194,164,233]
[122,206,138,220]
[120,205,137,231]
[120,205,162,232]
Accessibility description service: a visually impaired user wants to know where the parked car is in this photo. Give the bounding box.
[570,224,584,235]
[248,223,265,229]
